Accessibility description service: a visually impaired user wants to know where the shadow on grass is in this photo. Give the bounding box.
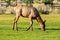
[0,27,60,31]
[18,27,60,31]
[46,28,60,30]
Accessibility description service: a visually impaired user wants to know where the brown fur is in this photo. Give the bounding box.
[12,5,46,31]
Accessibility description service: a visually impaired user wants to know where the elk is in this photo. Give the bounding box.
[12,5,46,31]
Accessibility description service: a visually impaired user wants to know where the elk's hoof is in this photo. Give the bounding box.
[13,28,14,30]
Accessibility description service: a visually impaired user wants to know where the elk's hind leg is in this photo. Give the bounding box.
[13,16,20,31]
[12,11,20,31]
[13,17,16,30]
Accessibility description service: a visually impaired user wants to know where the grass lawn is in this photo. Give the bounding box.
[0,14,60,40]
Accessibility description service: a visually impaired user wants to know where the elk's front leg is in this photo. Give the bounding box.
[26,17,33,31]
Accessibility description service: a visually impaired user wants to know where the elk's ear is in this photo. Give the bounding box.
[44,20,46,23]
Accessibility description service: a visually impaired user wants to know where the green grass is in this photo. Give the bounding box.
[0,14,60,40]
